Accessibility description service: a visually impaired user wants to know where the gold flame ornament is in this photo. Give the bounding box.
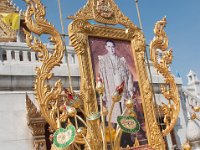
[150,17,180,136]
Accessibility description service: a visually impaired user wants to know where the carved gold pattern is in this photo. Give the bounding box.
[26,93,41,119]
[23,0,65,131]
[22,0,179,149]
[69,18,165,149]
[71,0,136,28]
[96,0,114,18]
[150,17,180,136]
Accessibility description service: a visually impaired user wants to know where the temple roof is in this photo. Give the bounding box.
[0,0,18,13]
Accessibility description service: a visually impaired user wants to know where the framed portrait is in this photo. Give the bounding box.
[89,37,148,147]
[69,19,165,149]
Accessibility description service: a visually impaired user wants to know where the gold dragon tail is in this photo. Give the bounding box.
[23,0,65,130]
[150,17,180,136]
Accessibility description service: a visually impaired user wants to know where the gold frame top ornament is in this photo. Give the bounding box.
[96,0,114,18]
[69,0,137,28]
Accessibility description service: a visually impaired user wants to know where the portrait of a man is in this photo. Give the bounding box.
[89,37,148,146]
[98,40,134,123]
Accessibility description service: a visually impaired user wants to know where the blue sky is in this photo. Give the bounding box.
[13,0,200,84]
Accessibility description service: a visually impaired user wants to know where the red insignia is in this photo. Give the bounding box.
[96,74,103,83]
[116,81,125,95]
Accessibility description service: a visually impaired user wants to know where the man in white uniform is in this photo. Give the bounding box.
[98,40,134,123]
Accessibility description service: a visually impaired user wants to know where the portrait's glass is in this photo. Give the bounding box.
[89,37,148,147]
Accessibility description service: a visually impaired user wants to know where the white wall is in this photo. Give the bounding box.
[0,91,34,150]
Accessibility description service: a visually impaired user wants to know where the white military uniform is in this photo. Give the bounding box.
[98,54,134,123]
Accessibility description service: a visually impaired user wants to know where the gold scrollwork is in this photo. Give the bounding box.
[23,0,171,149]
[150,17,180,136]
[134,52,166,149]
[23,0,65,130]
[69,19,93,54]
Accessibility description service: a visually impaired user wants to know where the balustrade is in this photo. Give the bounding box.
[0,42,80,90]
[0,42,78,64]
[6,50,11,61]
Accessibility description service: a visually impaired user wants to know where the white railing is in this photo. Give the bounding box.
[0,42,80,90]
[0,42,78,64]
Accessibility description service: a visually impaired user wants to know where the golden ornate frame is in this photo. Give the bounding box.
[68,19,165,150]
[23,0,181,149]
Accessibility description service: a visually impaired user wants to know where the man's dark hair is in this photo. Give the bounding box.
[105,40,116,47]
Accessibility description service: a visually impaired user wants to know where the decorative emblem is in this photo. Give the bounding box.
[117,116,140,133]
[96,0,114,18]
[53,125,76,148]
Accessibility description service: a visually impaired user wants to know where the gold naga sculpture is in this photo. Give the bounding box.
[23,0,180,149]
[149,16,180,136]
